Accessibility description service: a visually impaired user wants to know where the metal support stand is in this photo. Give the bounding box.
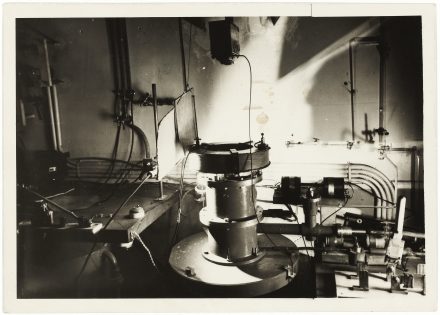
[154,180,167,201]
[351,263,369,291]
[152,83,167,201]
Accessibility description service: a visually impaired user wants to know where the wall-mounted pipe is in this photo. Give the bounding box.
[349,167,394,219]
[43,39,59,151]
[348,37,382,143]
[350,176,386,218]
[349,179,383,218]
[351,171,392,205]
[178,18,188,91]
[51,85,63,151]
[352,163,396,202]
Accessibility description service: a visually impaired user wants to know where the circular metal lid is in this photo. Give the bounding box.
[189,142,270,174]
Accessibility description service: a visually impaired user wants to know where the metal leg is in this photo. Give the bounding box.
[154,180,167,201]
[351,263,369,291]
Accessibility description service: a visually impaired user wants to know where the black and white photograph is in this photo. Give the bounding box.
[2,2,438,312]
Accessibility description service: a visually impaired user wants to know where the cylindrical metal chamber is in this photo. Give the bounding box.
[206,174,261,220]
[200,174,263,265]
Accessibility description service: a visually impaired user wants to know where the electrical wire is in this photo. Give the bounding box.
[132,231,159,271]
[75,174,150,294]
[236,54,293,264]
[39,188,75,200]
[100,122,122,185]
[286,203,311,261]
[285,204,298,222]
[82,119,137,208]
[169,152,191,249]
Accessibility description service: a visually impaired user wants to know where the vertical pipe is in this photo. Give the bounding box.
[416,153,424,228]
[410,147,416,218]
[385,155,398,219]
[19,99,27,127]
[152,84,159,157]
[120,18,132,90]
[43,39,53,87]
[43,39,58,151]
[378,48,386,144]
[395,197,406,237]
[191,94,199,144]
[52,85,63,151]
[106,19,122,118]
[378,19,387,144]
[348,40,356,142]
[152,84,164,199]
[178,18,188,91]
[46,87,58,150]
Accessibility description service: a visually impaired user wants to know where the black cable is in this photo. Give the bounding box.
[75,175,150,295]
[285,203,311,261]
[348,182,355,199]
[91,134,135,204]
[103,122,122,182]
[285,204,298,222]
[94,101,136,201]
[235,54,292,264]
[74,125,136,210]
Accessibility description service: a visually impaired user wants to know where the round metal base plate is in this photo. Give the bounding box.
[169,232,298,297]
[202,249,265,266]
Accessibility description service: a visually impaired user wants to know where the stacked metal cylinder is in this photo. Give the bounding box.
[200,173,263,265]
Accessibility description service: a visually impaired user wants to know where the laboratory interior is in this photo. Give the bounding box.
[15,16,427,299]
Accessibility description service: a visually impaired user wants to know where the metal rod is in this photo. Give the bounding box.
[19,99,27,127]
[385,154,399,217]
[191,94,200,144]
[19,185,80,220]
[396,197,406,237]
[345,205,396,209]
[348,37,381,143]
[43,39,53,86]
[178,18,188,90]
[46,86,58,150]
[402,231,425,239]
[151,83,165,201]
[152,83,159,159]
[257,223,335,236]
[378,20,386,144]
[348,40,356,142]
[159,181,164,199]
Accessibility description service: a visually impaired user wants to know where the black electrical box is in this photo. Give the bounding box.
[209,19,240,65]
